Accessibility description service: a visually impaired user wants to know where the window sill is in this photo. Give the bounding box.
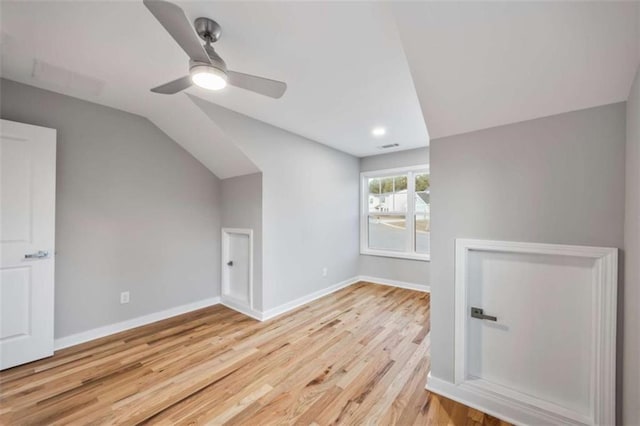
[360,249,430,262]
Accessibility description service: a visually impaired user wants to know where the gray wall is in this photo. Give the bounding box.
[190,96,360,311]
[1,79,222,339]
[360,147,429,172]
[221,172,263,310]
[359,255,429,286]
[430,103,626,383]
[359,147,430,287]
[623,66,640,425]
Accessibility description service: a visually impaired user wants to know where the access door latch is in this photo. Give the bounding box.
[470,307,497,322]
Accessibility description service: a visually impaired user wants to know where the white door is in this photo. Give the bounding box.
[221,229,252,309]
[0,119,56,370]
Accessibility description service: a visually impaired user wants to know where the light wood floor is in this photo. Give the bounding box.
[0,282,509,425]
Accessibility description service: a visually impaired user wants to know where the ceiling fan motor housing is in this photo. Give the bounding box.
[194,17,221,43]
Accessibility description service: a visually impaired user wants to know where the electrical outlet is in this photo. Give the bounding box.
[120,291,130,304]
[322,267,328,277]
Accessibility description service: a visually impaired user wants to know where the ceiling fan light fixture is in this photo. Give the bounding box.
[144,1,287,97]
[190,64,227,90]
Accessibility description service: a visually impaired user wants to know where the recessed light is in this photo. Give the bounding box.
[372,127,386,137]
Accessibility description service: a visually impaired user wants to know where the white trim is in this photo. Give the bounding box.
[54,297,221,350]
[221,297,262,321]
[358,275,430,293]
[360,249,430,262]
[260,277,360,321]
[453,238,617,426]
[426,373,582,426]
[360,164,430,178]
[221,228,254,312]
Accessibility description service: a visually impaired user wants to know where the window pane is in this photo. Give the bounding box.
[369,193,388,213]
[415,213,430,254]
[415,172,430,254]
[368,174,408,213]
[415,192,429,213]
[380,176,395,193]
[382,190,407,212]
[368,215,407,252]
[394,175,407,191]
[415,173,430,192]
[368,178,381,194]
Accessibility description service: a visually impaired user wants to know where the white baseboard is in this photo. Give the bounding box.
[358,275,430,293]
[53,276,428,351]
[259,276,428,321]
[425,373,583,426]
[221,296,263,321]
[54,296,221,351]
[260,277,361,321]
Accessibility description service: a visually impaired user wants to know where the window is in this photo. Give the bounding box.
[361,166,429,260]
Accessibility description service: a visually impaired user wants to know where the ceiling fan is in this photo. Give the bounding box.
[143,0,287,98]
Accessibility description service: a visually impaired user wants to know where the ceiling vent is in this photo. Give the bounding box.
[31,60,105,97]
[378,143,400,149]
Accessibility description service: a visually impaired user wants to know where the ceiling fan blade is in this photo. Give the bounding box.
[227,71,287,99]
[143,0,210,65]
[150,75,192,94]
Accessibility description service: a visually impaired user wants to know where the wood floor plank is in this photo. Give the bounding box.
[0,282,510,425]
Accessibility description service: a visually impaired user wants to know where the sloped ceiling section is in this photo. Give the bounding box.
[144,97,259,178]
[391,1,640,139]
[0,1,256,178]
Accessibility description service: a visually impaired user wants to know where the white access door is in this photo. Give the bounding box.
[455,239,618,425]
[0,119,56,370]
[467,251,594,417]
[221,229,252,309]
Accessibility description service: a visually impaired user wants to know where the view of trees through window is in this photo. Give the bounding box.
[415,174,430,192]
[368,174,429,194]
[368,175,407,194]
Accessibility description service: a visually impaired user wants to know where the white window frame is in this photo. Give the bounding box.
[360,165,430,261]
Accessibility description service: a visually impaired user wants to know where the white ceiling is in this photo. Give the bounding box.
[1,1,639,178]
[184,1,429,156]
[0,1,428,166]
[392,1,640,139]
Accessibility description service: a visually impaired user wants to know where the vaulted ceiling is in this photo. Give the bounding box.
[1,1,638,178]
